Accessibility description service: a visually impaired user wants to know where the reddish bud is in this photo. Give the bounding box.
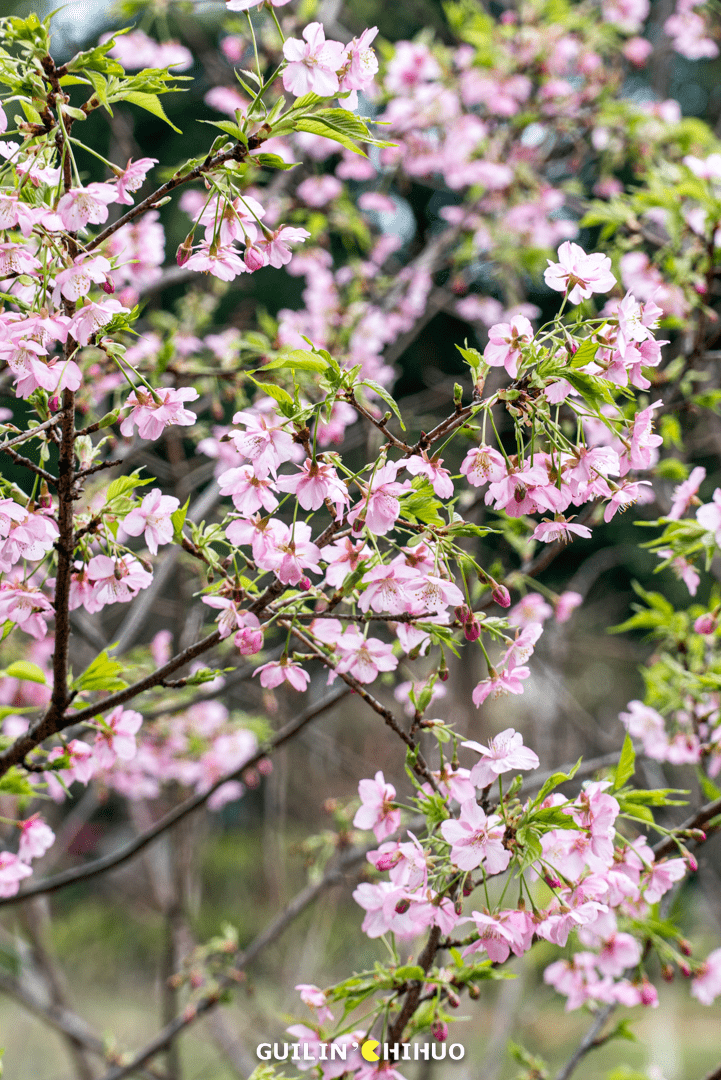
[454,604,471,624]
[492,585,511,608]
[694,613,717,635]
[298,576,312,592]
[679,962,692,977]
[431,1022,448,1042]
[463,880,474,897]
[661,965,674,982]
[101,277,115,294]
[352,516,366,534]
[544,874,562,889]
[468,984,480,999]
[395,898,411,915]
[258,757,273,776]
[639,979,657,1006]
[447,991,460,1008]
[375,851,400,872]
[176,233,195,267]
[679,938,693,957]
[464,617,481,642]
[244,244,267,272]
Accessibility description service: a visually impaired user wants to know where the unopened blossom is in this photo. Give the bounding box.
[484,315,534,377]
[691,948,721,1005]
[57,183,118,231]
[253,658,310,692]
[93,707,143,770]
[17,815,55,862]
[276,457,350,518]
[0,851,32,897]
[123,488,180,555]
[353,771,401,841]
[462,728,539,787]
[282,23,346,97]
[544,241,616,304]
[234,617,264,655]
[472,662,530,706]
[257,225,311,268]
[440,800,511,873]
[694,612,717,635]
[120,386,199,441]
[113,157,159,205]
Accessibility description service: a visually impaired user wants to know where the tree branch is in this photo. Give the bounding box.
[0,689,349,907]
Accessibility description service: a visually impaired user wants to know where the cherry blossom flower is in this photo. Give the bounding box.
[358,563,417,614]
[335,632,398,683]
[276,458,350,518]
[626,401,663,471]
[696,487,721,543]
[0,584,54,639]
[532,517,592,543]
[322,536,371,587]
[472,662,530,705]
[484,315,534,377]
[113,157,159,205]
[84,554,152,610]
[0,243,41,276]
[120,387,199,441]
[0,851,32,897]
[282,23,346,97]
[253,658,310,692]
[555,591,583,623]
[57,183,118,231]
[348,462,412,535]
[262,521,322,585]
[17,815,55,862]
[257,224,311,268]
[404,451,454,498]
[669,466,706,520]
[508,592,553,627]
[228,409,296,478]
[53,255,113,304]
[123,488,180,555]
[461,912,519,962]
[543,241,616,304]
[296,984,335,1025]
[462,728,539,787]
[408,574,464,614]
[353,771,401,841]
[93,707,143,770]
[186,246,248,281]
[70,299,129,346]
[440,800,511,873]
[460,445,506,487]
[691,948,721,1005]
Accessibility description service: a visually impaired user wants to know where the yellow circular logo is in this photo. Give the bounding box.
[361,1040,380,1062]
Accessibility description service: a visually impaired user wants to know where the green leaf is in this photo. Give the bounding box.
[106,472,153,502]
[71,648,128,694]
[253,152,297,171]
[0,767,36,797]
[393,965,425,981]
[614,734,636,790]
[260,349,329,373]
[359,380,406,430]
[171,497,190,543]
[4,661,46,684]
[534,758,582,804]
[569,339,599,368]
[123,91,182,133]
[247,375,295,411]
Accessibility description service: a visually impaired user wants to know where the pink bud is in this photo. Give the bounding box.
[375,852,400,872]
[544,874,561,889]
[679,938,692,957]
[492,584,511,608]
[258,757,273,776]
[680,962,692,977]
[101,277,116,294]
[395,898,410,914]
[464,617,481,642]
[431,1022,448,1042]
[454,604,471,624]
[352,516,366,533]
[298,576,312,592]
[243,767,260,788]
[176,234,195,267]
[244,244,267,272]
[639,978,657,1006]
[694,613,717,635]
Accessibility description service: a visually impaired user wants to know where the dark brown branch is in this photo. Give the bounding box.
[0,443,56,484]
[388,925,442,1043]
[0,689,349,907]
[0,416,61,450]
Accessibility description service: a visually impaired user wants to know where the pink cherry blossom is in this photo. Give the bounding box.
[462,912,518,962]
[0,851,32,897]
[276,457,350,518]
[353,771,401,841]
[70,299,129,346]
[460,445,506,487]
[544,241,617,304]
[57,183,118,231]
[358,563,417,614]
[508,592,553,627]
[691,948,721,1005]
[84,554,152,611]
[113,157,159,205]
[228,409,296,478]
[348,463,412,535]
[296,984,334,1025]
[322,536,371,588]
[404,451,454,498]
[282,23,346,98]
[696,487,721,543]
[253,658,310,692]
[555,591,583,622]
[335,632,398,683]
[94,706,143,770]
[440,800,511,873]
[53,255,113,304]
[257,225,311,268]
[532,517,592,543]
[484,315,534,377]
[123,488,180,555]
[17,815,55,862]
[120,387,199,441]
[186,246,248,281]
[0,584,54,639]
[472,662,530,706]
[462,728,540,787]
[669,466,706,520]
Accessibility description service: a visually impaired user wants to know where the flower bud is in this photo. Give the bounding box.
[234,627,264,655]
[639,978,657,1006]
[694,613,717,635]
[455,604,471,624]
[679,961,692,977]
[468,984,480,999]
[661,965,674,982]
[544,874,561,889]
[462,880,474,897]
[176,232,195,267]
[679,938,693,957]
[375,851,400,872]
[244,244,267,272]
[492,584,511,608]
[464,617,481,642]
[258,757,273,776]
[298,576,312,592]
[395,898,411,915]
[101,277,116,294]
[431,1022,448,1042]
[352,516,366,534]
[447,990,460,1008]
